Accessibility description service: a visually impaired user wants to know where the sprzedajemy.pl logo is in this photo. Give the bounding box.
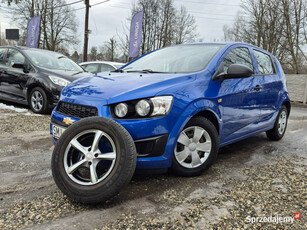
[246,212,301,224]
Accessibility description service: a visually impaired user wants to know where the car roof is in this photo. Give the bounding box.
[179,42,258,49]
[179,42,272,55]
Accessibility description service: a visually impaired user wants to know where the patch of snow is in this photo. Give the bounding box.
[0,103,42,116]
[0,103,28,112]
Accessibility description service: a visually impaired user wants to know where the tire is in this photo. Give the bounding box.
[266,105,288,141]
[29,87,49,114]
[51,117,137,204]
[171,117,219,177]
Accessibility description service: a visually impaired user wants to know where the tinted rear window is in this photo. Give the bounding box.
[254,50,275,74]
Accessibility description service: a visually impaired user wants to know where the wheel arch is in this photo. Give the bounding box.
[282,100,291,116]
[162,98,221,168]
[27,83,51,104]
[180,99,221,134]
[193,110,220,134]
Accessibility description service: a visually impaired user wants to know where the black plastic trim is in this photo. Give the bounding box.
[135,134,169,158]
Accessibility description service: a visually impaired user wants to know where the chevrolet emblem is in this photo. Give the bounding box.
[63,117,75,125]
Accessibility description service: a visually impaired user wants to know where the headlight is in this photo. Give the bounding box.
[114,103,128,118]
[135,99,151,117]
[48,76,70,87]
[113,96,173,118]
[150,96,173,116]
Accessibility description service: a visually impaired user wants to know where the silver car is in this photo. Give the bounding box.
[79,61,125,73]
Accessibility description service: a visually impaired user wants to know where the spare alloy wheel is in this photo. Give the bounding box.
[51,117,137,204]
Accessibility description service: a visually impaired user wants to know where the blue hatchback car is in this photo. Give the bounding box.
[51,42,290,204]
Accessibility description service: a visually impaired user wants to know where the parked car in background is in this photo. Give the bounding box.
[0,46,90,113]
[79,61,125,73]
[51,42,290,204]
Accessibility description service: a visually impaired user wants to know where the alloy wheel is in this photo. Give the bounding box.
[31,91,43,112]
[64,129,117,186]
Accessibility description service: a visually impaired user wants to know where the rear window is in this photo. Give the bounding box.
[83,63,100,73]
[254,50,275,74]
[101,64,115,72]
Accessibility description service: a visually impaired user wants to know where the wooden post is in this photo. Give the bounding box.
[83,0,90,62]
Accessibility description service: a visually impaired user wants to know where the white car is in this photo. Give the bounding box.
[79,61,125,73]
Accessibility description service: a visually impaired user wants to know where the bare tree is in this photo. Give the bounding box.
[0,32,16,46]
[131,0,198,55]
[224,0,307,73]
[89,46,98,61]
[174,6,198,44]
[71,50,80,62]
[117,32,129,62]
[103,37,118,62]
[96,37,120,62]
[281,0,306,73]
[6,0,79,52]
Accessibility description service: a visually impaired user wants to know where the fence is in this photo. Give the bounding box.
[285,74,307,104]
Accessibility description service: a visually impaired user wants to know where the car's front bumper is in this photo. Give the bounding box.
[50,101,177,168]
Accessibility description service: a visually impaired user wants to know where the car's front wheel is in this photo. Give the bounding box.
[51,117,137,204]
[29,87,49,114]
[171,117,219,177]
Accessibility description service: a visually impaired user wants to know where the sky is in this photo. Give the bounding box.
[0,0,242,54]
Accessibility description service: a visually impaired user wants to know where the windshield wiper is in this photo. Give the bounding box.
[72,71,84,75]
[111,68,125,73]
[127,69,165,73]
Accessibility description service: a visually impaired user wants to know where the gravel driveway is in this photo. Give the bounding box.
[0,101,306,229]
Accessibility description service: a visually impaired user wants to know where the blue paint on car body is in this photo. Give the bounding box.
[50,42,290,169]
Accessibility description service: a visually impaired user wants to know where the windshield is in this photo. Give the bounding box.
[122,44,223,73]
[114,64,124,69]
[24,49,84,72]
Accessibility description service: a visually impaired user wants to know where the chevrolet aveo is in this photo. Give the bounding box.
[50,43,290,204]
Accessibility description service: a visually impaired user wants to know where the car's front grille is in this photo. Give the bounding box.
[56,101,98,118]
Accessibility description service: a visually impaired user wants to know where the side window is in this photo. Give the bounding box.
[222,47,253,73]
[101,64,115,72]
[253,50,274,74]
[0,48,6,65]
[6,49,25,67]
[84,63,99,73]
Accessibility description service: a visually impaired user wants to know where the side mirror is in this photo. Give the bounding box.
[12,62,24,69]
[213,63,253,81]
[11,62,30,73]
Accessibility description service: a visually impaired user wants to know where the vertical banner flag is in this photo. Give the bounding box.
[128,10,143,58]
[26,16,41,48]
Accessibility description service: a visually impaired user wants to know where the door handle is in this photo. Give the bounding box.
[254,85,263,91]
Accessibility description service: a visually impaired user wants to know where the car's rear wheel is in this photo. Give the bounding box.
[29,87,49,114]
[51,117,137,204]
[171,117,219,177]
[266,105,288,141]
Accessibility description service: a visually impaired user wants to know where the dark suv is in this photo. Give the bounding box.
[0,46,89,113]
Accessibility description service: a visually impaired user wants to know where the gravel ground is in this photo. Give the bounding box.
[0,102,306,230]
[0,109,50,134]
[100,157,306,230]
